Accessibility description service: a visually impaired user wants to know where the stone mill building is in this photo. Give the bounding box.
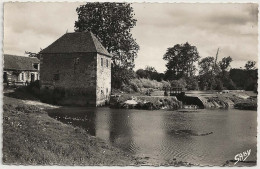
[40,31,112,106]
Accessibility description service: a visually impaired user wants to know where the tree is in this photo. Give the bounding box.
[163,42,200,80]
[245,61,256,70]
[199,57,216,75]
[218,56,234,89]
[170,78,187,89]
[219,56,233,72]
[112,66,136,89]
[75,2,139,69]
[198,56,220,90]
[184,76,199,90]
[136,66,164,82]
[25,51,37,57]
[145,66,157,72]
[136,69,150,79]
[244,61,257,92]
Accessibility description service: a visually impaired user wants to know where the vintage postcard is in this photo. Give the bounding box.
[1,0,258,167]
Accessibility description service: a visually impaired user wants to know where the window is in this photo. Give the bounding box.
[101,58,103,67]
[33,63,39,70]
[74,58,80,65]
[106,88,108,93]
[53,74,59,81]
[106,59,108,67]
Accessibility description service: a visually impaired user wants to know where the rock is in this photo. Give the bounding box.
[234,102,257,110]
[124,100,138,105]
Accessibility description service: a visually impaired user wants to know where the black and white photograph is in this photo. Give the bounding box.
[1,0,259,167]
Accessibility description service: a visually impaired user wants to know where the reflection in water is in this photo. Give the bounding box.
[47,107,257,166]
[48,107,96,136]
[108,110,136,153]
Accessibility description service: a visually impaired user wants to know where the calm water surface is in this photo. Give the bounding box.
[47,107,257,166]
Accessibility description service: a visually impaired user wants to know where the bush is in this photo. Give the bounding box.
[25,80,41,98]
[119,78,171,93]
[170,79,186,89]
[27,80,40,89]
[129,81,140,92]
[130,78,143,89]
[112,66,136,89]
[184,76,199,90]
[214,79,224,90]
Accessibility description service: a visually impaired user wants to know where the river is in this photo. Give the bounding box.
[47,107,257,166]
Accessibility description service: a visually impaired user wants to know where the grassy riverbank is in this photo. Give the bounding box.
[3,93,196,166]
[3,96,138,165]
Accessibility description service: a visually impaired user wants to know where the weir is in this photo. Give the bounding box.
[168,88,205,109]
[176,95,205,109]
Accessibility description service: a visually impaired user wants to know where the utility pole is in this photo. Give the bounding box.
[214,48,220,67]
[210,48,220,90]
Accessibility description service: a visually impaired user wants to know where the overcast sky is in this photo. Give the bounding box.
[4,2,258,73]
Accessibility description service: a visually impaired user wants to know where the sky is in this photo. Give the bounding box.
[4,2,258,73]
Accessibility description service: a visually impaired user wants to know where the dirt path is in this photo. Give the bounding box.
[22,100,60,109]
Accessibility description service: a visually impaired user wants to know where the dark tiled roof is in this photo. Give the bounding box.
[40,31,111,57]
[3,54,40,71]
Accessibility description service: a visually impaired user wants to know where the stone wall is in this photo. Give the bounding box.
[96,53,111,106]
[40,53,97,105]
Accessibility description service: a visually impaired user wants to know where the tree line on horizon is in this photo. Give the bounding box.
[135,43,257,92]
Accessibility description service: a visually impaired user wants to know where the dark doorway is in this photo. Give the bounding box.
[3,72,7,83]
[31,73,35,82]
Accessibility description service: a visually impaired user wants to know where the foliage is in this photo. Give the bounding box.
[214,78,224,90]
[245,60,256,70]
[145,66,157,72]
[219,56,232,72]
[170,78,186,89]
[75,2,139,69]
[25,51,38,58]
[184,76,199,90]
[161,80,171,89]
[199,57,215,75]
[230,69,257,91]
[136,66,164,81]
[136,69,149,79]
[198,56,220,90]
[225,79,237,90]
[112,65,136,89]
[163,42,200,80]
[120,78,170,93]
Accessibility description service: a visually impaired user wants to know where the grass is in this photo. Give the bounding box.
[3,96,137,165]
[120,78,170,93]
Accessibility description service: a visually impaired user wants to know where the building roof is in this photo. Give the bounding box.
[3,54,40,71]
[40,31,112,57]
